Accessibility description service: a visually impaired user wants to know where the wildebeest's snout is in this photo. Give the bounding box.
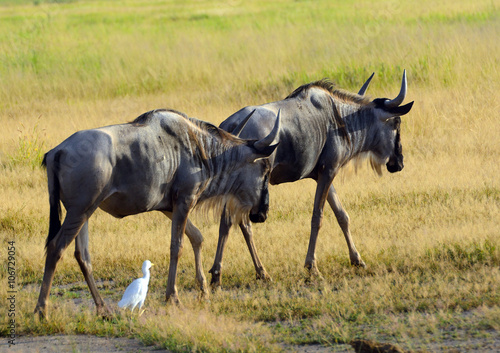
[250,185,269,223]
[250,212,267,223]
[387,125,404,173]
[386,155,403,173]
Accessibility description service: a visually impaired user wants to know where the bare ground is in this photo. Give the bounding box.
[2,334,500,353]
[2,335,169,353]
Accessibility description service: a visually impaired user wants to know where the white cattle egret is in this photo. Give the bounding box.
[118,260,154,315]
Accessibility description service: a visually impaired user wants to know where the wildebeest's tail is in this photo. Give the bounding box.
[42,152,62,249]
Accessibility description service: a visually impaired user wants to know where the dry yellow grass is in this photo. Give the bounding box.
[1,0,499,351]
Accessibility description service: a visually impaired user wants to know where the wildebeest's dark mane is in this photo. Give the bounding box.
[286,79,370,105]
[131,109,242,145]
[131,108,188,124]
[187,117,243,145]
[286,79,336,99]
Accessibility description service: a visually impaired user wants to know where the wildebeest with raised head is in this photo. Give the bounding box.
[208,71,413,286]
[34,108,281,318]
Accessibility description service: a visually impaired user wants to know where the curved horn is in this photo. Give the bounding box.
[358,72,374,96]
[384,70,407,108]
[232,109,256,137]
[254,109,281,151]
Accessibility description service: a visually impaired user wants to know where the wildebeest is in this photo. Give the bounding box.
[34,108,281,318]
[208,71,413,285]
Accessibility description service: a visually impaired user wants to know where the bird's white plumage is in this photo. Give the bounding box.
[118,260,153,313]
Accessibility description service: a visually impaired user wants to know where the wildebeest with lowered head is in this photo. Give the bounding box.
[209,71,413,285]
[34,108,281,318]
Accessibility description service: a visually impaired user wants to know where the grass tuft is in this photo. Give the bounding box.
[5,117,46,169]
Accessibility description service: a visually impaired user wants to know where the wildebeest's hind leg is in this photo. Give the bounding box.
[239,221,271,282]
[209,207,232,288]
[210,209,271,288]
[74,221,112,318]
[34,212,87,319]
[327,185,366,268]
[163,211,209,300]
[184,219,209,299]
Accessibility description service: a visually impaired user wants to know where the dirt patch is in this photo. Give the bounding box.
[286,336,500,353]
[1,335,170,353]
[3,334,500,353]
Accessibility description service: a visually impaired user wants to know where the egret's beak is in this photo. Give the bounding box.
[151,263,155,267]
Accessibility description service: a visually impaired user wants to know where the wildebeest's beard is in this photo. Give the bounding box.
[194,159,272,225]
[386,122,403,173]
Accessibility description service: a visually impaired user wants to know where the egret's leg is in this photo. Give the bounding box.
[138,301,146,316]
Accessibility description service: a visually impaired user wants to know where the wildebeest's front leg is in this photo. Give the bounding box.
[304,172,336,277]
[163,212,209,300]
[209,209,271,288]
[165,203,191,304]
[239,221,271,281]
[34,213,87,319]
[74,221,112,317]
[327,185,366,268]
[209,207,232,288]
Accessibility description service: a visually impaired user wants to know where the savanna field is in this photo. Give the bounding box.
[0,0,499,352]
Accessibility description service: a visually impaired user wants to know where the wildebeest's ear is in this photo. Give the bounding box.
[378,101,414,121]
[250,142,280,161]
[391,101,414,115]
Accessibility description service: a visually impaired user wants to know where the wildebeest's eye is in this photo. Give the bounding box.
[391,117,401,129]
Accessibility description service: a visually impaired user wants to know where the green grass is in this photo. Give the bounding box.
[1,0,497,105]
[1,0,499,352]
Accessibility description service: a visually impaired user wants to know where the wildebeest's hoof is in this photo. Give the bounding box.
[166,293,182,307]
[34,306,47,321]
[198,288,210,302]
[352,258,367,268]
[256,270,272,282]
[210,283,222,293]
[97,305,114,320]
[304,265,324,285]
[209,268,222,289]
